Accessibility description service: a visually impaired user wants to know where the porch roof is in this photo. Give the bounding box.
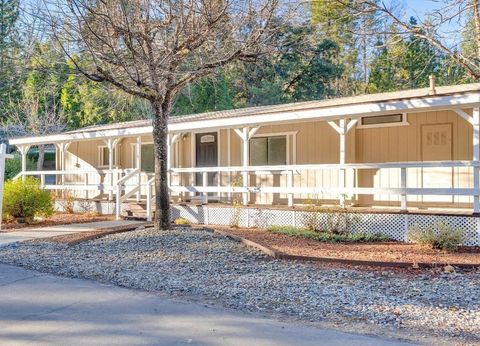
[9,82,480,147]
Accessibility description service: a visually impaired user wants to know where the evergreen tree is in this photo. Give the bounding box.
[0,0,20,102]
[173,72,234,116]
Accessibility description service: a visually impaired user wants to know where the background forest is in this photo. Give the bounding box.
[0,0,477,141]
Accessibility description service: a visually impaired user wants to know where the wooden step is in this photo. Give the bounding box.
[122,202,153,220]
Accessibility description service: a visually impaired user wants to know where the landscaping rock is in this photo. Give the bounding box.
[0,227,478,342]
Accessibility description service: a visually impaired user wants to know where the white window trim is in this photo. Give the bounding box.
[190,130,221,167]
[97,145,118,168]
[356,113,409,129]
[250,131,297,165]
[130,142,154,169]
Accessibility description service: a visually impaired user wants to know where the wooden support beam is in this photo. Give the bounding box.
[454,109,474,125]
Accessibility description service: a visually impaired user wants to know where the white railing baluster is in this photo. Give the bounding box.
[287,169,293,207]
[474,166,480,213]
[116,184,122,219]
[400,167,407,211]
[146,177,154,222]
[203,171,208,204]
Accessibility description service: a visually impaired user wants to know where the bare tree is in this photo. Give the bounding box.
[1,93,65,170]
[42,0,282,230]
[350,0,480,80]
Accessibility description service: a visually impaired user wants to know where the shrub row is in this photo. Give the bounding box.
[266,225,391,243]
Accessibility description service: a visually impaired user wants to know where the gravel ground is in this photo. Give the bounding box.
[0,227,479,343]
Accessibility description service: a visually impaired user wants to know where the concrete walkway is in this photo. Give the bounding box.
[0,264,413,346]
[0,220,145,247]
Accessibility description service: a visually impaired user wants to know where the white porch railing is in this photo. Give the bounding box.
[15,160,480,220]
[169,160,480,212]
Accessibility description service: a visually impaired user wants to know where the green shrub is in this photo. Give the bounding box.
[3,177,54,223]
[5,155,36,180]
[408,222,464,252]
[302,200,359,234]
[266,225,390,243]
[174,217,191,225]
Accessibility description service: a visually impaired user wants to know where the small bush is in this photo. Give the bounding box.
[408,222,464,252]
[3,177,54,223]
[55,190,75,214]
[266,225,390,243]
[174,217,191,225]
[302,200,359,235]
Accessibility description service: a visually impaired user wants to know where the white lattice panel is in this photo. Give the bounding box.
[207,206,248,227]
[408,214,479,246]
[248,208,294,228]
[171,205,205,224]
[170,205,480,246]
[354,213,407,241]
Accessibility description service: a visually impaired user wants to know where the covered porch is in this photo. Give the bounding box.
[8,83,480,222]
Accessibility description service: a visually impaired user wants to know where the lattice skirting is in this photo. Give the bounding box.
[171,205,480,246]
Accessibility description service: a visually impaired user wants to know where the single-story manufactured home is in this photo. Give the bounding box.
[9,82,480,245]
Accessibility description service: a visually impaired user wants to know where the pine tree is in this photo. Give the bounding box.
[0,0,19,102]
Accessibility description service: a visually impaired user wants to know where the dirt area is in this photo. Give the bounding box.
[1,213,115,232]
[220,227,480,267]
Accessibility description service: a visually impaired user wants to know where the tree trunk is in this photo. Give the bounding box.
[37,144,45,171]
[152,99,171,230]
[474,0,480,61]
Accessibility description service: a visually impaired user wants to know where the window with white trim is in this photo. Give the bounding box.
[249,136,287,166]
[140,144,154,173]
[358,113,407,128]
[132,143,155,173]
[98,146,116,167]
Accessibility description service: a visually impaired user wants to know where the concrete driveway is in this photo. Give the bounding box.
[0,220,145,247]
[0,264,413,346]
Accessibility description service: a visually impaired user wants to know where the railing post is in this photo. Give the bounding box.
[203,171,208,204]
[474,166,480,214]
[242,170,248,205]
[287,170,294,207]
[116,183,122,220]
[400,167,407,212]
[85,173,89,199]
[136,136,142,202]
[473,106,479,213]
[146,181,152,222]
[40,174,45,188]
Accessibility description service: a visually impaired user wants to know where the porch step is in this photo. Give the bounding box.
[121,203,152,220]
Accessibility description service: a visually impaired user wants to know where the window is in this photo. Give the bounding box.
[140,144,154,173]
[358,113,407,128]
[132,143,155,173]
[98,146,116,167]
[250,136,287,166]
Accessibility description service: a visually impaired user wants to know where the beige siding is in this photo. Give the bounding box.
[62,107,475,208]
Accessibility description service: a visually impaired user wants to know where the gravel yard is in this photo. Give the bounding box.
[0,227,479,343]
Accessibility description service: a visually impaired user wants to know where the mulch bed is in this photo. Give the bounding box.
[1,213,115,232]
[215,226,480,267]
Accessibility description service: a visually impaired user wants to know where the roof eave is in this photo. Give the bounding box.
[9,91,480,147]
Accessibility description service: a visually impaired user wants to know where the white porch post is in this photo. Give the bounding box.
[55,142,71,186]
[473,107,480,213]
[104,138,119,201]
[328,119,357,207]
[168,133,182,201]
[136,136,142,201]
[234,126,260,205]
[18,145,30,182]
[241,127,249,206]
